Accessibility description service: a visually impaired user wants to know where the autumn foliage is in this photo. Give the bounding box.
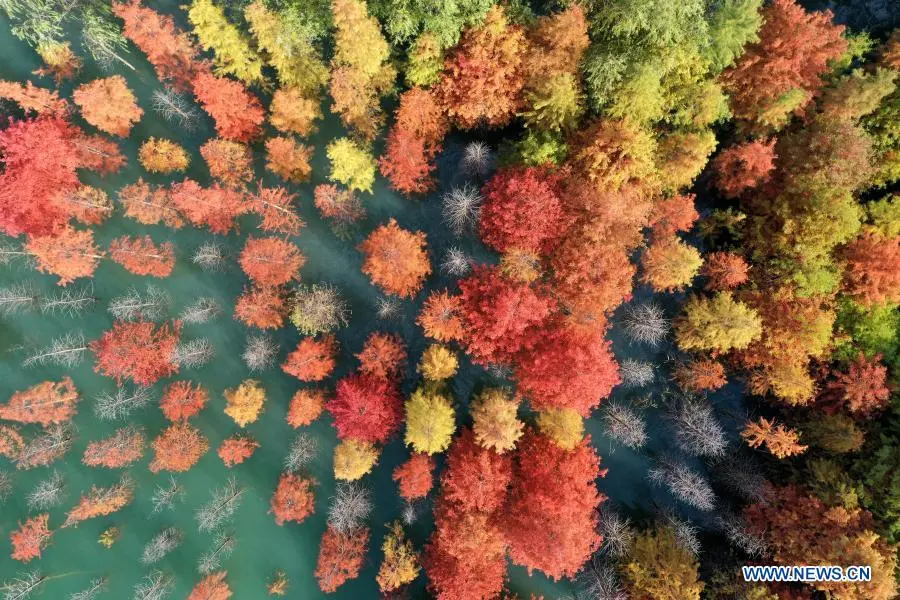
[25,226,104,286]
[160,381,209,422]
[234,286,287,329]
[90,320,181,386]
[82,427,146,468]
[417,290,465,343]
[286,389,326,428]
[218,435,259,467]
[327,374,404,444]
[711,139,777,197]
[188,572,232,600]
[10,514,53,562]
[379,87,448,194]
[480,167,565,254]
[393,453,435,502]
[840,231,900,306]
[63,477,134,527]
[109,235,175,277]
[192,72,264,142]
[315,526,369,593]
[240,237,305,287]
[359,219,431,298]
[72,76,142,137]
[0,377,80,426]
[356,332,407,380]
[282,335,338,382]
[270,472,316,525]
[149,423,209,473]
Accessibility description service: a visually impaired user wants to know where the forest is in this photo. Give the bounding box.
[0,0,898,598]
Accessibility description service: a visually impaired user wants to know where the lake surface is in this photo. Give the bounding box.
[0,6,746,598]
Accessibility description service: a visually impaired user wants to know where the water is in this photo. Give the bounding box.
[0,6,745,598]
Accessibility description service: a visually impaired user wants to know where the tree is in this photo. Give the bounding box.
[356,332,406,380]
[536,408,584,451]
[188,571,231,600]
[711,139,776,198]
[72,76,142,136]
[149,423,209,473]
[270,472,315,525]
[284,433,318,473]
[287,389,325,428]
[160,381,207,422]
[656,130,718,192]
[0,426,24,459]
[377,522,420,593]
[327,138,377,193]
[15,423,75,470]
[649,194,700,238]
[25,227,104,286]
[0,80,67,115]
[831,353,891,416]
[171,336,215,368]
[188,0,262,84]
[417,290,465,342]
[315,526,370,593]
[601,402,648,450]
[0,377,80,426]
[82,426,145,468]
[138,138,190,175]
[239,237,305,287]
[52,186,113,226]
[670,396,727,457]
[234,286,287,330]
[840,231,900,307]
[223,379,266,427]
[392,453,435,501]
[192,72,264,142]
[10,514,53,563]
[327,481,372,534]
[438,6,526,129]
[289,284,348,335]
[107,284,171,323]
[675,293,762,352]
[109,236,175,278]
[379,87,448,194]
[200,139,253,187]
[622,527,704,600]
[313,184,366,228]
[218,435,259,467]
[405,385,456,455]
[265,137,313,184]
[741,417,807,458]
[196,478,246,533]
[333,439,379,481]
[674,359,727,393]
[282,335,338,381]
[470,388,523,453]
[242,333,278,373]
[640,236,703,292]
[63,475,134,527]
[441,428,512,513]
[118,179,184,229]
[327,374,403,444]
[418,345,458,381]
[142,527,184,564]
[702,252,750,290]
[566,118,658,194]
[90,320,181,386]
[721,0,847,127]
[268,87,322,136]
[359,219,431,298]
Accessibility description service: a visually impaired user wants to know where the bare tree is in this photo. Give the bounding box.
[108,285,171,321]
[196,477,245,533]
[40,285,97,317]
[619,359,654,388]
[662,512,701,556]
[284,433,318,473]
[141,528,184,565]
[669,396,727,458]
[151,476,185,514]
[375,296,401,321]
[327,482,373,534]
[461,141,493,178]
[713,456,768,503]
[94,386,153,421]
[70,577,107,600]
[578,563,628,600]
[440,247,471,277]
[718,515,766,557]
[23,332,88,368]
[401,503,417,526]
[596,507,635,558]
[151,89,200,130]
[171,338,215,369]
[191,242,227,271]
[290,284,349,335]
[648,457,716,511]
[27,470,66,511]
[0,470,11,505]
[601,402,648,450]
[0,283,38,317]
[242,334,278,372]
[132,570,173,600]
[441,184,482,236]
[0,239,34,268]
[2,570,53,600]
[198,531,236,575]
[621,302,669,347]
[179,297,220,324]
[16,425,75,470]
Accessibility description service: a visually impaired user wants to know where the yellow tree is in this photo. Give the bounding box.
[327,138,377,193]
[223,379,266,427]
[376,521,420,593]
[417,345,458,381]
[741,417,807,459]
[333,439,379,481]
[536,407,584,450]
[139,138,190,174]
[470,388,524,453]
[675,292,762,352]
[405,385,455,455]
[641,235,703,292]
[623,527,704,600]
[188,0,264,84]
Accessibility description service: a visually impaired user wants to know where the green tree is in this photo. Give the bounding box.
[675,292,762,352]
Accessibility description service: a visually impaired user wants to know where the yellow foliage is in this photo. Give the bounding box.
[188,0,264,84]
[138,138,190,174]
[641,236,703,293]
[623,528,704,600]
[470,388,523,453]
[405,385,455,455]
[326,138,376,193]
[331,0,391,78]
[522,72,584,132]
[536,407,584,450]
[406,33,443,88]
[333,439,379,481]
[499,248,541,283]
[376,521,420,593]
[223,379,266,427]
[675,292,762,352]
[417,345,458,381]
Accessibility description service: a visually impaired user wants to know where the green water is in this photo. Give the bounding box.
[0,6,745,598]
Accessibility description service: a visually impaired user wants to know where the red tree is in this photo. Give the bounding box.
[169,179,247,234]
[90,320,181,386]
[251,184,305,236]
[356,332,407,380]
[239,237,305,287]
[840,231,900,306]
[234,286,287,329]
[674,359,728,393]
[315,526,370,593]
[313,184,366,226]
[10,514,53,562]
[160,381,208,422]
[287,389,325,427]
[648,193,699,238]
[149,422,209,473]
[711,139,777,197]
[282,335,338,381]
[192,72,264,142]
[326,374,403,444]
[458,265,554,365]
[0,378,80,426]
[218,435,259,467]
[441,428,512,513]
[358,219,431,298]
[503,431,605,580]
[25,226,104,286]
[109,235,175,277]
[830,353,891,417]
[393,453,435,501]
[82,427,145,468]
[270,472,316,525]
[379,87,448,194]
[188,572,232,600]
[702,251,750,290]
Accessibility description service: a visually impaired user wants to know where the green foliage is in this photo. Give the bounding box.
[862,86,900,187]
[405,33,443,87]
[326,138,377,193]
[855,430,900,543]
[502,130,568,167]
[522,72,584,131]
[807,458,859,510]
[704,0,762,72]
[867,194,900,237]
[803,413,866,454]
[829,30,875,75]
[261,0,332,41]
[833,299,900,370]
[369,0,493,48]
[0,0,65,47]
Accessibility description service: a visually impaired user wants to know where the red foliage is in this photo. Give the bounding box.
[218,435,259,467]
[25,226,104,286]
[192,72,264,142]
[315,526,370,593]
[458,265,554,365]
[355,332,407,380]
[0,377,79,426]
[109,235,175,277]
[479,166,565,254]
[90,320,181,386]
[10,514,52,562]
[188,572,232,600]
[441,428,512,513]
[392,453,435,501]
[840,231,900,307]
[0,426,24,459]
[169,179,247,234]
[711,139,777,197]
[234,286,287,329]
[251,185,305,236]
[514,319,620,416]
[418,290,466,343]
[270,472,315,525]
[327,374,404,444]
[830,353,891,417]
[282,335,338,382]
[239,237,305,287]
[503,431,605,580]
[702,251,750,290]
[674,359,728,393]
[648,193,699,238]
[149,422,209,473]
[74,133,126,174]
[379,87,448,194]
[160,381,209,422]
[313,184,366,225]
[112,0,205,90]
[82,427,145,468]
[287,389,326,427]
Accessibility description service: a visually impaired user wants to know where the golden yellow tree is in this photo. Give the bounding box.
[417,345,458,381]
[376,521,420,593]
[741,417,808,459]
[188,0,263,84]
[139,138,190,174]
[224,379,266,427]
[675,292,762,352]
[536,407,584,450]
[623,527,704,600]
[405,385,455,455]
[333,439,379,481]
[470,388,523,453]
